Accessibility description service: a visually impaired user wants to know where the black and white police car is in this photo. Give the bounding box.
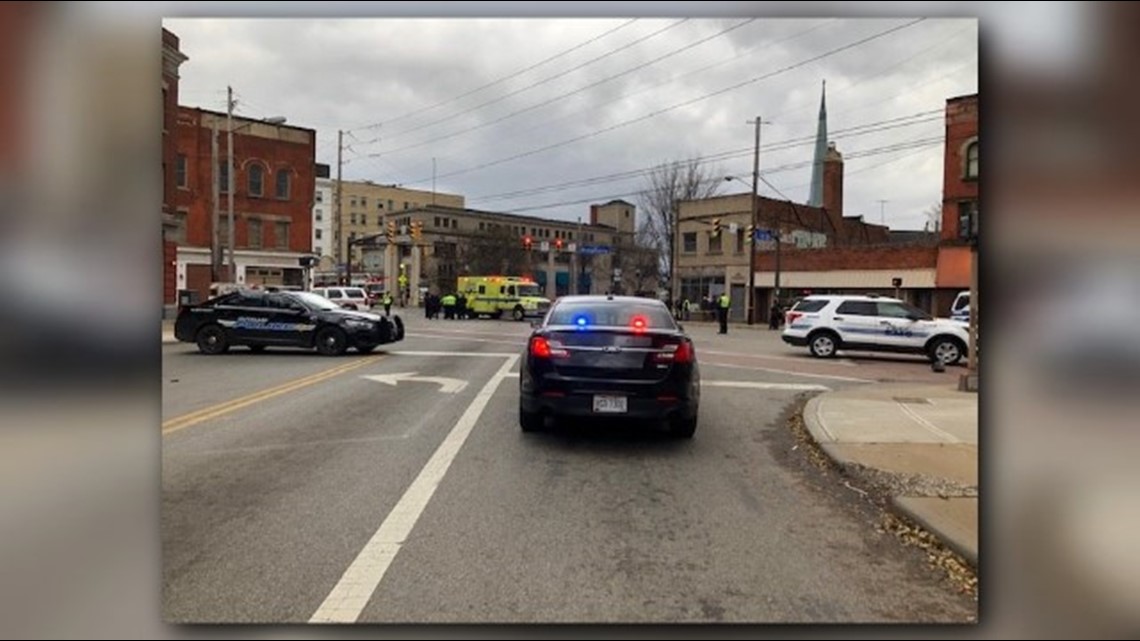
[781,294,969,365]
[174,289,403,355]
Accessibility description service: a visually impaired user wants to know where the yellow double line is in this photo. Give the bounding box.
[162,356,382,434]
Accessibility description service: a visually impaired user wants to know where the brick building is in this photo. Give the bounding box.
[162,28,188,310]
[171,106,316,300]
[937,93,979,306]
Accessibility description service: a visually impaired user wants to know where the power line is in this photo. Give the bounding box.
[347,18,639,133]
[367,18,757,158]
[469,110,941,203]
[404,18,927,186]
[376,18,691,143]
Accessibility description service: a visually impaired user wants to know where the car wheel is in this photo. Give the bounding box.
[195,324,229,355]
[670,414,697,439]
[808,331,839,358]
[929,336,965,365]
[512,306,525,322]
[393,316,404,341]
[248,345,266,353]
[315,327,348,356]
[356,343,377,354]
[519,407,543,432]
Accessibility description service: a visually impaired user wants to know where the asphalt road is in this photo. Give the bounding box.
[161,314,976,623]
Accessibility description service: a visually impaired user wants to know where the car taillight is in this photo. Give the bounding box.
[529,336,568,359]
[653,340,693,364]
[786,311,803,325]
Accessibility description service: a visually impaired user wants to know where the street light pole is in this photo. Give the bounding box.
[227,85,236,282]
[747,116,762,325]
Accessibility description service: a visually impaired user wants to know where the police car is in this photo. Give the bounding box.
[781,294,968,365]
[174,289,403,355]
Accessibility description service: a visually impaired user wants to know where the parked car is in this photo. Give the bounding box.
[312,286,372,310]
[519,295,700,437]
[174,289,403,355]
[782,294,969,365]
[950,290,971,322]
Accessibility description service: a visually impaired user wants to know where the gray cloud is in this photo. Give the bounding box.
[165,14,976,230]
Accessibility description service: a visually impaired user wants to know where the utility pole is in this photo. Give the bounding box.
[226,85,236,283]
[335,129,344,284]
[878,199,889,226]
[211,118,220,282]
[431,157,437,206]
[746,116,762,324]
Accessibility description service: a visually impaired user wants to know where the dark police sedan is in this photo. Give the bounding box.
[174,289,404,356]
[519,295,700,438]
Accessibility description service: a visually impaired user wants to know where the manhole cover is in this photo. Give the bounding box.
[893,396,932,405]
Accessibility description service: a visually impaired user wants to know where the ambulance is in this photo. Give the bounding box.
[458,276,551,321]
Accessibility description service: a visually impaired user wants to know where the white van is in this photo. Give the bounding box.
[950,291,970,322]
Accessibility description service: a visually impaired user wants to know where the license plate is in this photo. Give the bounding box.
[592,395,627,413]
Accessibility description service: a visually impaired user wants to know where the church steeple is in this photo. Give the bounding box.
[807,80,828,207]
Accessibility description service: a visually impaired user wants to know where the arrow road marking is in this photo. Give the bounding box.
[362,372,468,394]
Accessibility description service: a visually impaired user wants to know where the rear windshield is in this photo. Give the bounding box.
[548,301,676,330]
[792,299,829,313]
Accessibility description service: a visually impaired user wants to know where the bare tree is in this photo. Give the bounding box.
[637,158,723,293]
[924,202,943,234]
[456,224,531,280]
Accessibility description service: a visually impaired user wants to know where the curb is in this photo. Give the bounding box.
[891,496,978,567]
[800,393,845,463]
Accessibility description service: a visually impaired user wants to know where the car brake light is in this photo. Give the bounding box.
[630,315,647,332]
[529,336,568,359]
[653,340,693,364]
[786,312,803,325]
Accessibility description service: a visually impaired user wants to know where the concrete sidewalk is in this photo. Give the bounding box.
[802,383,978,566]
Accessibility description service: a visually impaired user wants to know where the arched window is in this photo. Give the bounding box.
[248,164,264,197]
[276,168,291,199]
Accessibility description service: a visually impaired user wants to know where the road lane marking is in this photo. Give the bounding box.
[362,372,468,394]
[310,354,520,624]
[702,380,830,391]
[161,356,383,434]
[699,360,872,383]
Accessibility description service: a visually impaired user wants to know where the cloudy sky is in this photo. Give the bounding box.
[165,13,977,231]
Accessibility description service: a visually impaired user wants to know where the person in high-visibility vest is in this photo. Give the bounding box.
[717,292,730,334]
[682,298,691,321]
[441,292,457,320]
[382,292,394,317]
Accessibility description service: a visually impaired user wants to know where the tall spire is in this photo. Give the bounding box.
[807,80,828,207]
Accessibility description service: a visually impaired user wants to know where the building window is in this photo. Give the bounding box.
[377,201,383,210]
[388,199,394,211]
[479,222,485,231]
[350,213,357,225]
[315,191,323,203]
[434,216,441,227]
[219,161,229,193]
[683,232,697,253]
[315,228,322,240]
[361,197,367,208]
[708,232,722,254]
[315,209,322,221]
[175,154,187,188]
[351,197,357,207]
[276,169,291,199]
[314,245,322,255]
[248,218,262,249]
[218,219,229,248]
[625,209,630,218]
[248,164,263,197]
[172,210,188,244]
[958,200,979,241]
[965,141,978,180]
[361,214,368,227]
[403,201,409,210]
[276,221,290,249]
[735,228,745,253]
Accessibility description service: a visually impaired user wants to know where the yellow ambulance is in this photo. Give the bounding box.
[458,276,551,321]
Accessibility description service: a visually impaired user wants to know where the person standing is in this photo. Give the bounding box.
[383,291,394,317]
[717,291,730,334]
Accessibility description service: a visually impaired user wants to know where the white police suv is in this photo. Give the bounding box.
[781,294,969,365]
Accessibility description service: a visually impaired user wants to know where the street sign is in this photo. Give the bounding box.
[540,241,550,252]
[579,244,611,255]
[567,243,577,253]
[728,222,739,235]
[753,230,773,241]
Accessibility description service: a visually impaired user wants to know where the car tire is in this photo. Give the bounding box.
[519,408,543,432]
[195,324,229,355]
[392,316,405,341]
[512,306,526,322]
[928,336,965,365]
[670,414,697,439]
[808,330,840,358]
[248,345,266,353]
[315,327,348,356]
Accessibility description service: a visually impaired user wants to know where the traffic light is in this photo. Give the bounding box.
[744,224,755,244]
[523,235,533,250]
[385,220,396,243]
[711,218,722,237]
[554,238,563,251]
[411,220,423,243]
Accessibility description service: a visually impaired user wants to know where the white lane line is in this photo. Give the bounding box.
[309,354,519,624]
[702,380,829,391]
[699,360,872,383]
[390,350,518,358]
[896,399,960,443]
[404,333,525,347]
[700,348,857,366]
[504,372,519,378]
